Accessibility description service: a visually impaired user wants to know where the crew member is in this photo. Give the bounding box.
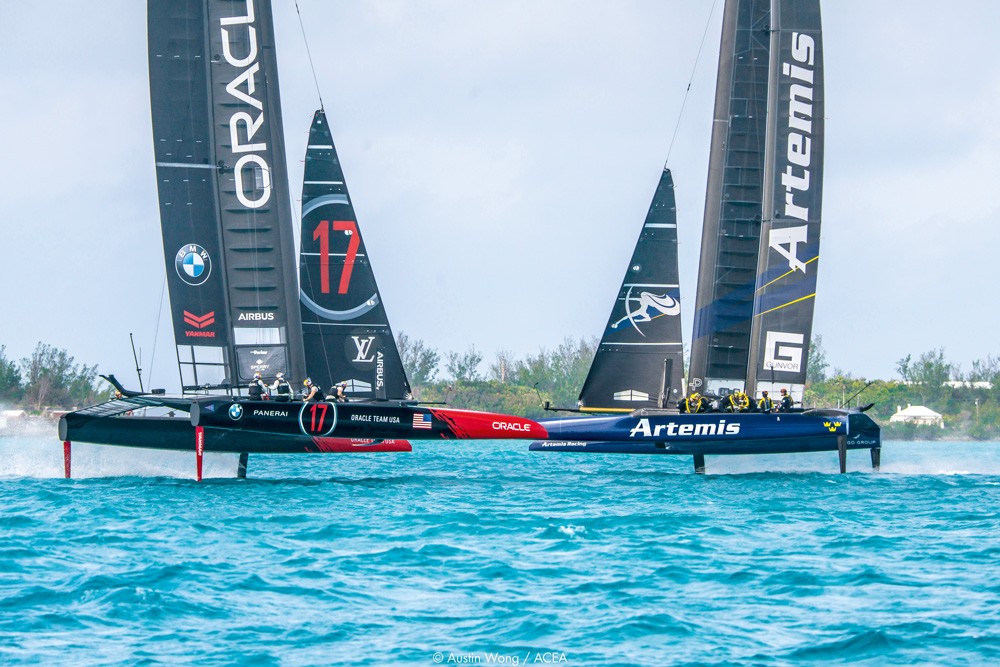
[248,372,269,400]
[779,388,795,412]
[329,380,349,403]
[680,392,706,413]
[271,372,292,402]
[726,390,751,413]
[303,378,324,402]
[757,390,774,413]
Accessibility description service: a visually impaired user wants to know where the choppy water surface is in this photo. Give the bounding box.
[1,436,998,666]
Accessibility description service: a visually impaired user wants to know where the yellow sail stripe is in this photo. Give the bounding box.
[579,407,636,414]
[756,255,819,292]
[755,293,816,317]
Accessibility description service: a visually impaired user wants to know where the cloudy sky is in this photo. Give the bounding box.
[1,1,998,391]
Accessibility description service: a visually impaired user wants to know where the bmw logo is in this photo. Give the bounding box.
[228,403,244,421]
[175,244,212,286]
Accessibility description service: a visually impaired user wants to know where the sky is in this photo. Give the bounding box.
[1,0,998,392]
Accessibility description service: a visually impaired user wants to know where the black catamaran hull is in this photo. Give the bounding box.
[58,413,412,455]
[57,397,548,478]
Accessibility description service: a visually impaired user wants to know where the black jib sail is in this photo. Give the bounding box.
[577,168,684,412]
[745,0,824,403]
[297,110,412,400]
[148,0,306,392]
[688,0,772,397]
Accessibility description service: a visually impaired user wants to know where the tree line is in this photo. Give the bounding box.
[0,344,106,412]
[4,335,999,441]
[397,333,1000,440]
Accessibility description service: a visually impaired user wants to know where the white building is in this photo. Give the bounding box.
[0,409,26,430]
[889,404,944,428]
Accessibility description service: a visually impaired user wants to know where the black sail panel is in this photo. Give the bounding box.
[746,0,824,404]
[688,0,772,397]
[578,168,684,411]
[148,0,306,392]
[298,110,412,400]
[149,0,234,390]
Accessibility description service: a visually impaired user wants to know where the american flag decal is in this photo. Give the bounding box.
[412,413,432,430]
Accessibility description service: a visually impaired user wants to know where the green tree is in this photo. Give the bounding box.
[487,350,515,383]
[895,348,954,408]
[969,355,1000,386]
[20,342,103,411]
[0,345,23,403]
[806,334,829,384]
[396,332,440,387]
[446,346,484,382]
[507,337,596,407]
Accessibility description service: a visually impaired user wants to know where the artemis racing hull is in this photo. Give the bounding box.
[531,409,880,456]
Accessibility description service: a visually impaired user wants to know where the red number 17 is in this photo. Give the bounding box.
[314,220,360,295]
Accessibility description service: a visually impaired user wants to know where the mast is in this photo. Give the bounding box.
[577,168,684,412]
[148,0,306,393]
[298,110,412,400]
[688,0,772,397]
[745,0,824,403]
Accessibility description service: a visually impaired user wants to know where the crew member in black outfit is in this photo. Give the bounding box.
[726,390,751,413]
[303,378,324,402]
[778,388,794,412]
[680,392,707,413]
[271,372,292,402]
[330,381,348,402]
[248,372,268,400]
[757,390,774,413]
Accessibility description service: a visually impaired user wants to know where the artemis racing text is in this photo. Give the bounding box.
[629,418,741,438]
[770,31,817,274]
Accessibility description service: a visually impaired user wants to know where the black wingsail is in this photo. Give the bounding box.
[745,0,824,404]
[298,110,412,400]
[148,0,306,393]
[688,0,772,398]
[578,168,684,412]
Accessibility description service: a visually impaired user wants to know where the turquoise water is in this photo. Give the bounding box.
[1,436,999,666]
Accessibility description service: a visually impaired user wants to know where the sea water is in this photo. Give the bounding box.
[1,435,998,666]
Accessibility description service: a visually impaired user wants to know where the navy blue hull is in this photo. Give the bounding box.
[532,409,880,456]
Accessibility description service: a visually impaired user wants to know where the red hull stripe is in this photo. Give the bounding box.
[428,409,549,440]
[311,437,413,453]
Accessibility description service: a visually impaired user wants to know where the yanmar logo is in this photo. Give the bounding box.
[184,311,215,328]
[220,0,272,210]
[183,311,216,338]
[629,418,741,438]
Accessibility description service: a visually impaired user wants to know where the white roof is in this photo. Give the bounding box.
[894,405,942,418]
